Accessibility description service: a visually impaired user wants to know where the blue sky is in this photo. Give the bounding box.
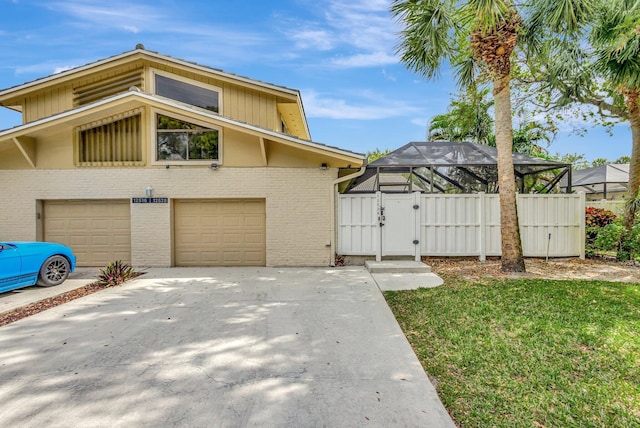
[0,0,632,162]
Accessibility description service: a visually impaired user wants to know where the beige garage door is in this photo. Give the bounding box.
[174,199,266,266]
[44,200,131,266]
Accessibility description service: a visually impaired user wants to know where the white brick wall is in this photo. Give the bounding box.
[0,167,336,267]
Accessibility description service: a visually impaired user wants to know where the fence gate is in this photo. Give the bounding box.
[380,193,421,260]
[338,192,586,261]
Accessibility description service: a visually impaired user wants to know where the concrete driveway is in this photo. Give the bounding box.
[0,267,454,427]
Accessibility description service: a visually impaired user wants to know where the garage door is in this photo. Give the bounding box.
[174,199,266,266]
[44,200,131,266]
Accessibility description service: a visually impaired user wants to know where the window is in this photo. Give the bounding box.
[156,114,219,161]
[155,74,220,113]
[78,113,142,164]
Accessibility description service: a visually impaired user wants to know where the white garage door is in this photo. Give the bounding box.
[174,199,266,266]
[44,200,131,266]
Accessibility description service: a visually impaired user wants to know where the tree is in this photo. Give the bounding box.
[390,0,592,272]
[591,0,640,238]
[367,148,391,163]
[428,86,494,144]
[521,0,639,243]
[614,155,631,164]
[591,157,609,167]
[556,153,590,170]
[528,0,640,255]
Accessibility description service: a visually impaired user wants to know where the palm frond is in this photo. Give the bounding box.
[391,0,458,78]
[527,0,595,34]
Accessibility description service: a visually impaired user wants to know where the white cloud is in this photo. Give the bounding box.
[411,117,429,128]
[381,69,397,81]
[282,0,400,68]
[14,62,70,75]
[45,1,265,47]
[122,25,140,34]
[331,52,397,67]
[54,65,78,74]
[47,1,162,30]
[302,89,418,120]
[290,29,335,51]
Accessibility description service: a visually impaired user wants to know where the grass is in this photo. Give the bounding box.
[385,275,640,427]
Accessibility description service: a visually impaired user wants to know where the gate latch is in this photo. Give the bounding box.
[413,240,419,245]
[413,204,419,210]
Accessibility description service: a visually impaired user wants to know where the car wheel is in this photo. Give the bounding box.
[37,255,70,287]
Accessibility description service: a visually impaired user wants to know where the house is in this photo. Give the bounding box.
[0,45,365,267]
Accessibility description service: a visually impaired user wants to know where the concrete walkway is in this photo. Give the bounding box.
[0,267,455,427]
[365,260,445,291]
[0,267,99,314]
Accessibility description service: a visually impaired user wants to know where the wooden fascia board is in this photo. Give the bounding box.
[0,91,365,165]
[0,54,148,103]
[12,136,36,168]
[0,93,140,141]
[147,57,299,101]
[296,97,311,139]
[0,50,300,104]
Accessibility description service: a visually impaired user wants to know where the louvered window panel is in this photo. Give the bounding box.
[79,112,142,165]
[74,70,143,106]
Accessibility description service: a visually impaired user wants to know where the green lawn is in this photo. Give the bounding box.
[385,276,640,427]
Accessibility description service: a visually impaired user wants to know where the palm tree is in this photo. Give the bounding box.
[391,0,592,272]
[428,86,494,144]
[591,0,640,236]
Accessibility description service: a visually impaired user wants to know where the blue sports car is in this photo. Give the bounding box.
[0,242,76,293]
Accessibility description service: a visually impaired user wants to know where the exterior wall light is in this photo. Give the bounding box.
[210,163,218,170]
[320,163,329,170]
[145,185,153,198]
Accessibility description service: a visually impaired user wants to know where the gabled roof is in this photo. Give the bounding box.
[0,45,300,99]
[0,45,312,141]
[0,89,365,163]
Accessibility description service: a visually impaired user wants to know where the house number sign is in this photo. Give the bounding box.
[132,197,168,204]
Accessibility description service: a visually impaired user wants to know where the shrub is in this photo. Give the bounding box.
[594,220,624,252]
[585,207,618,257]
[585,207,616,228]
[97,260,136,287]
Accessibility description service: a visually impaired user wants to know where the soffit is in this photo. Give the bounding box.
[0,91,364,165]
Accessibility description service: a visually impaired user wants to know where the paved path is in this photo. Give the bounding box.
[0,267,455,427]
[0,267,99,314]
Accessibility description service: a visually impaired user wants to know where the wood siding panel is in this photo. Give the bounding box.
[24,85,73,123]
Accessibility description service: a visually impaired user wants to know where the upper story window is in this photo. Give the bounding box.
[154,71,221,113]
[156,114,219,162]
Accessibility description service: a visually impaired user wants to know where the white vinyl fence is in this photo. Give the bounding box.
[587,200,625,216]
[338,192,586,261]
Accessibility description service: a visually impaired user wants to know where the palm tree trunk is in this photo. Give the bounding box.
[494,74,526,272]
[620,91,640,261]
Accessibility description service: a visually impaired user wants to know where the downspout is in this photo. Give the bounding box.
[329,165,368,266]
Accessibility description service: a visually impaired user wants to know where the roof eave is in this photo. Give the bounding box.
[0,91,365,162]
[0,48,301,103]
